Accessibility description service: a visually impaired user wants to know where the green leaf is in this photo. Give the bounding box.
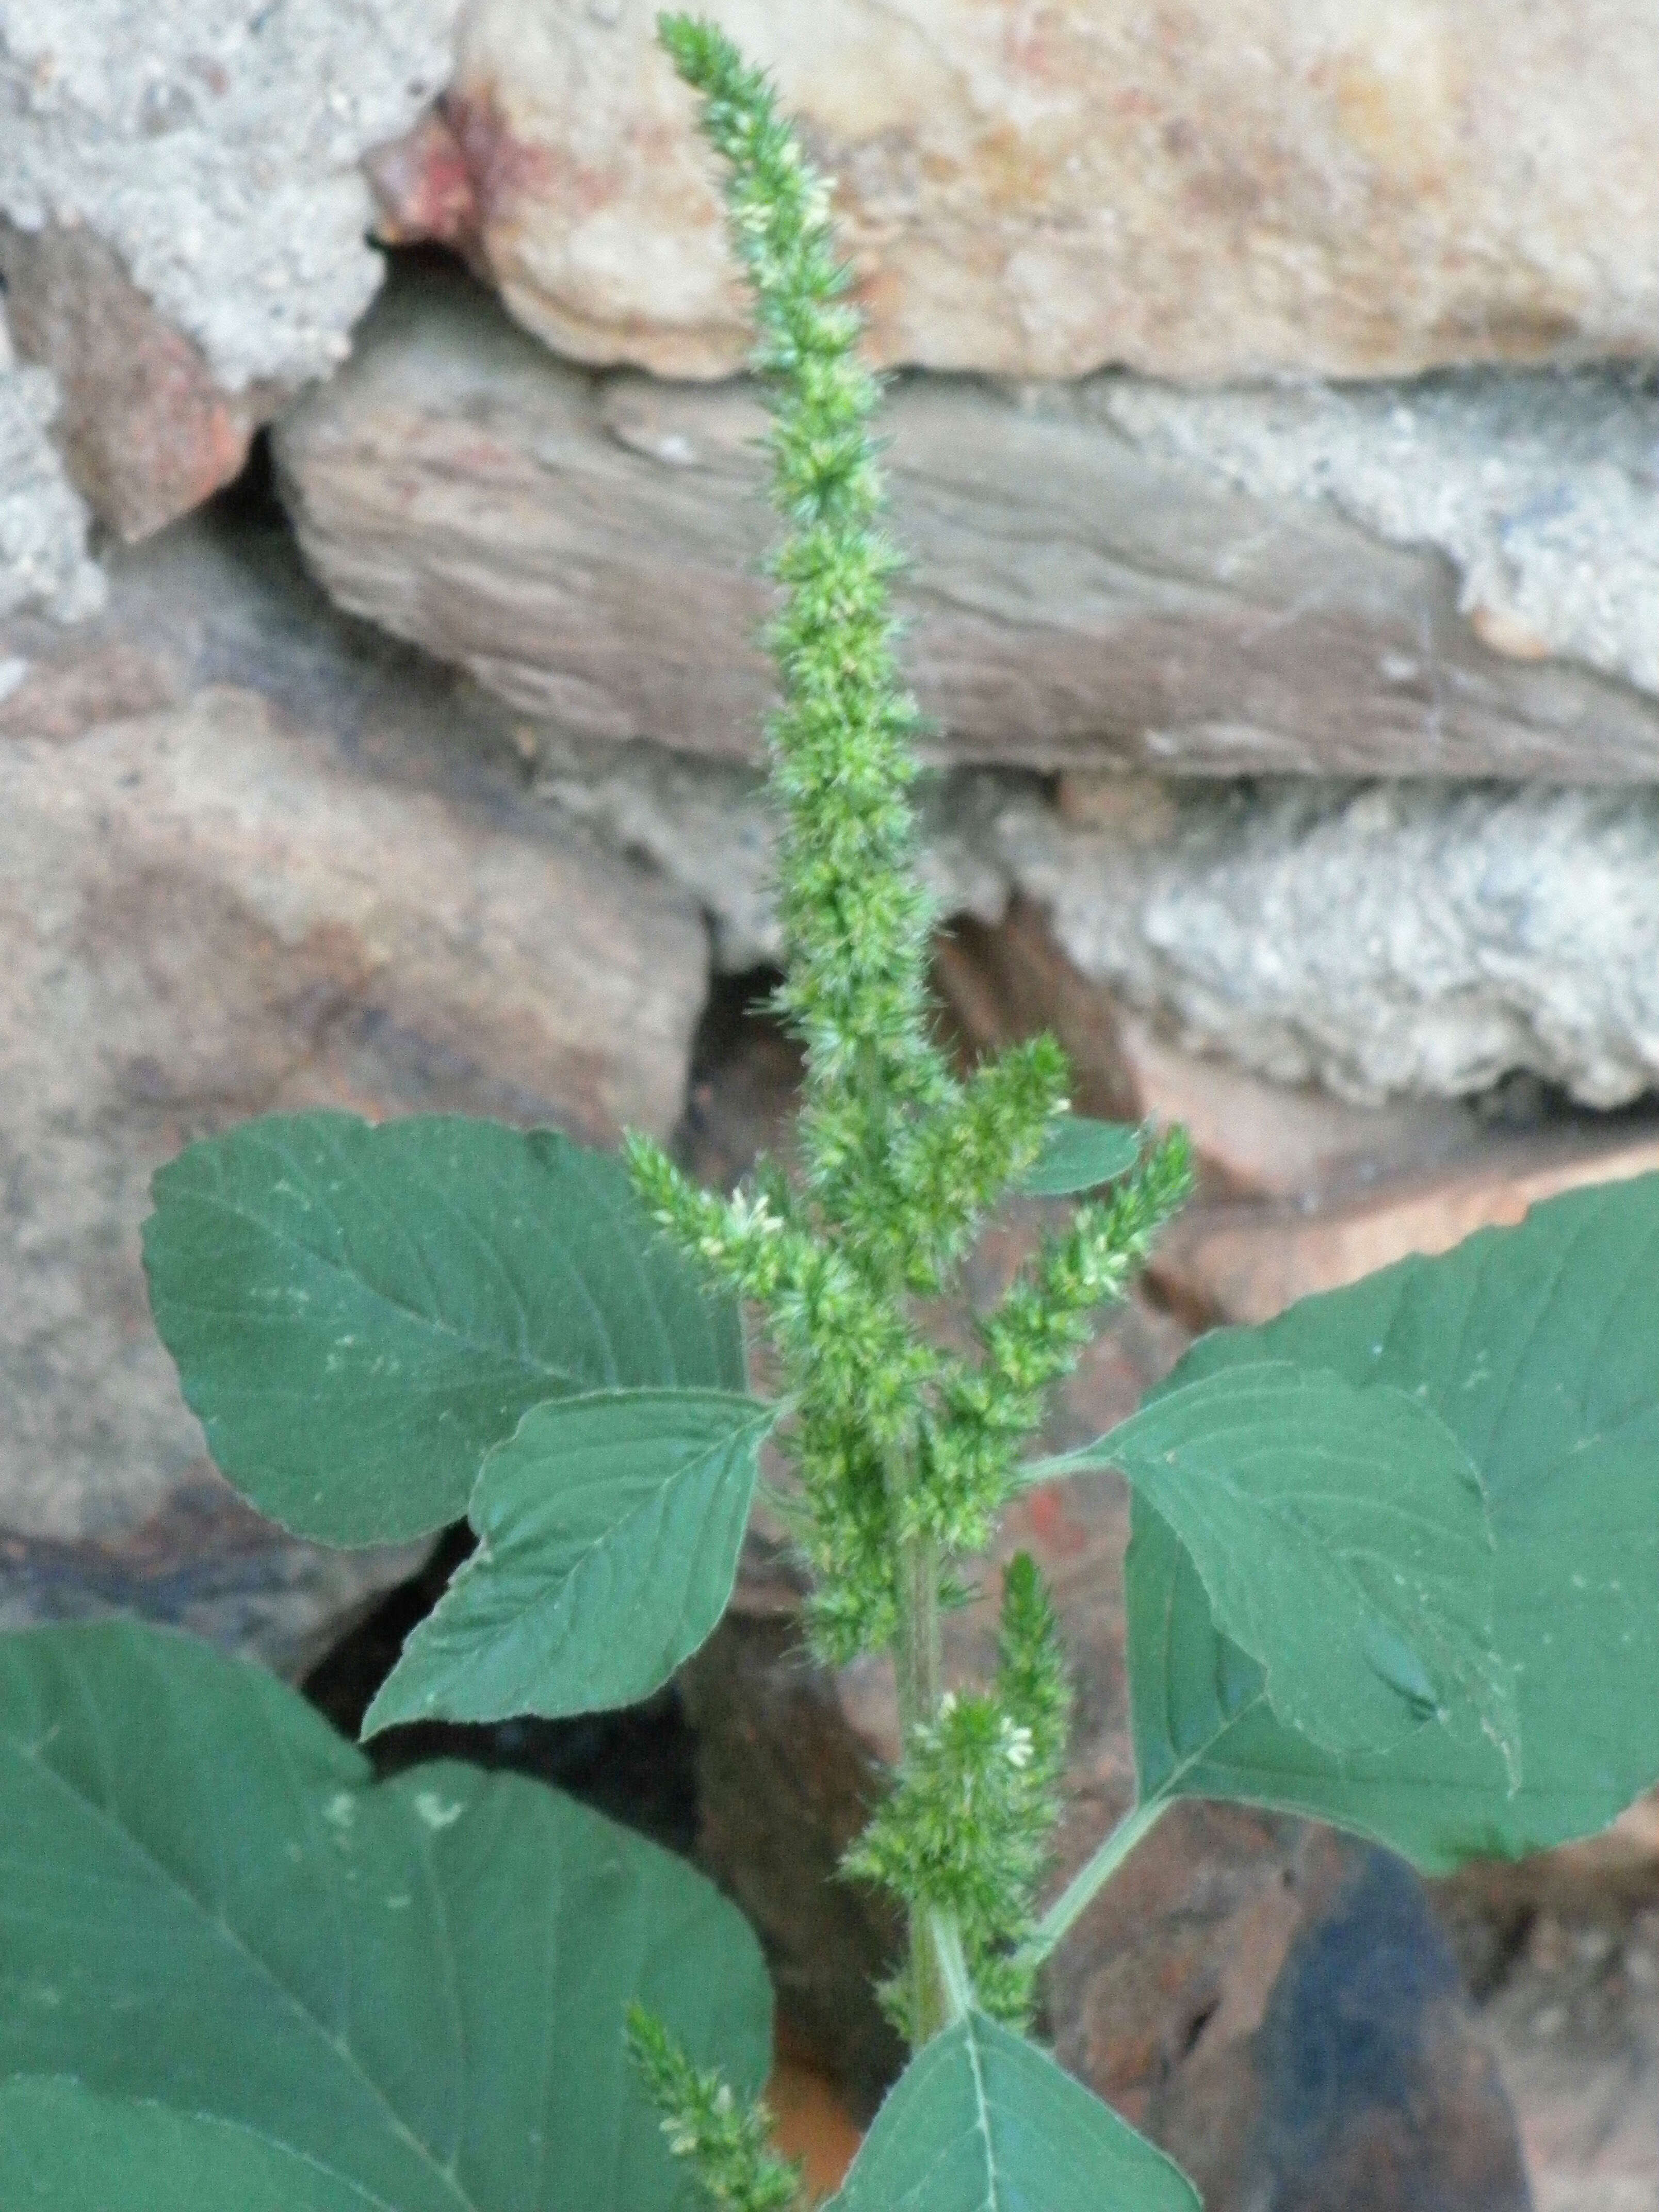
[1126,1175,1659,1870]
[0,2082,393,2211]
[142,1113,744,1543]
[1017,1118,1141,1198]
[0,1621,772,2212]
[364,1390,777,1736]
[1063,1364,1517,1775]
[828,2011,1197,2212]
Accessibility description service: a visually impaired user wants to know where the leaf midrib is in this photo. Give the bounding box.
[168,1186,590,1389]
[963,2017,1002,2212]
[402,1404,769,1721]
[3,1725,481,2212]
[481,1418,762,1650]
[1161,1458,1488,1673]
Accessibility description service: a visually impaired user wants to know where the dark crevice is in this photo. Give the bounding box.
[301,1527,701,1860]
[1178,1995,1221,2061]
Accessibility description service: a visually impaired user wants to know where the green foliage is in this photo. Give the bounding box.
[825,2011,1199,2212]
[143,1113,744,1543]
[628,19,1193,1705]
[0,1621,772,2211]
[363,1389,776,1733]
[14,12,1658,2210]
[1119,1175,1659,1872]
[651,13,936,1123]
[917,1134,1192,1563]
[1015,1116,1141,1197]
[1061,1362,1520,1773]
[0,2081,394,2212]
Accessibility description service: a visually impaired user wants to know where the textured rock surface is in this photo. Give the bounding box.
[999,781,1659,1107]
[933,896,1481,1201]
[1152,1127,1659,1327]
[0,507,707,1674]
[0,315,104,624]
[538,735,1011,975]
[0,0,458,531]
[0,217,285,544]
[1104,369,1659,701]
[523,723,1659,1111]
[273,263,1659,782]
[1480,1904,1658,2212]
[419,0,1659,384]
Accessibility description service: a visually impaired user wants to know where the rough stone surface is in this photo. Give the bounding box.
[0,218,284,543]
[0,507,707,1676]
[539,735,1011,976]
[1438,1830,1659,2212]
[413,0,1659,384]
[1152,1127,1659,1327]
[1476,1904,1658,2212]
[1123,1833,1532,2212]
[998,780,1659,1108]
[934,896,1481,1202]
[273,263,1659,783]
[518,722,1659,1112]
[0,314,104,624]
[1103,369,1659,701]
[0,0,458,531]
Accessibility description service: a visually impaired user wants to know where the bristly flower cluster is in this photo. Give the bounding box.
[626,2009,801,2212]
[629,13,1191,1668]
[629,18,1191,2180]
[845,1554,1074,2032]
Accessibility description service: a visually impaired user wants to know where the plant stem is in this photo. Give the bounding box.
[893,1528,951,2044]
[929,1910,974,2025]
[1014,1795,1169,1971]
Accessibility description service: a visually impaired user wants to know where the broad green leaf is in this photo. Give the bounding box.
[0,1621,771,2212]
[0,2081,392,2211]
[1060,1364,1517,1774]
[364,1390,777,1736]
[143,1112,744,1543]
[1018,1118,1140,1198]
[829,2011,1197,2212]
[1126,1175,1659,1871]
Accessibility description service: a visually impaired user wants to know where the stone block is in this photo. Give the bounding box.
[272,262,1659,783]
[0,0,457,533]
[0,318,103,625]
[0,512,708,1673]
[416,0,1658,385]
[1151,1127,1659,1326]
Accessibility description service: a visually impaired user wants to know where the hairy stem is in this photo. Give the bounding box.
[894,1528,950,2043]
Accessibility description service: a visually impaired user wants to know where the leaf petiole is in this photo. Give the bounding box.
[930,1910,975,2026]
[1016,1795,1170,1970]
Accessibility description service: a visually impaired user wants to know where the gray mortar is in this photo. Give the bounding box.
[0,0,458,391]
[535,735,1014,974]
[537,736,1659,1109]
[1098,370,1659,700]
[0,312,104,624]
[1097,367,1659,699]
[997,781,1659,1109]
